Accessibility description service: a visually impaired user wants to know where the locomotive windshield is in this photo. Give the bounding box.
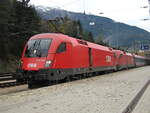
[24,38,52,57]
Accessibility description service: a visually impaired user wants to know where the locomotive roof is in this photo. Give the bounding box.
[30,33,113,52]
[30,33,71,40]
[87,42,113,52]
[28,33,149,60]
[126,52,133,56]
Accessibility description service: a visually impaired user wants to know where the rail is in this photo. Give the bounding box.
[0,73,26,88]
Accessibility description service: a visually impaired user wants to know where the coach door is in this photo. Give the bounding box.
[88,48,92,67]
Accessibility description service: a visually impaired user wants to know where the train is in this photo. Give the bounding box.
[15,33,150,88]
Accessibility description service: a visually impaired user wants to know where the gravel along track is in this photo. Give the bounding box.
[0,66,150,113]
[0,85,28,95]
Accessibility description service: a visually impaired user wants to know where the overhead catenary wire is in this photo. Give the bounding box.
[148,0,150,15]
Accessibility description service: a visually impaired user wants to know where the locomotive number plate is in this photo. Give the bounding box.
[106,56,111,62]
[27,63,37,68]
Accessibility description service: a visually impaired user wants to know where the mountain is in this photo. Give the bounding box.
[35,6,150,48]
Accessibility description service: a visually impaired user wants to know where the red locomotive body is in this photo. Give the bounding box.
[16,33,150,88]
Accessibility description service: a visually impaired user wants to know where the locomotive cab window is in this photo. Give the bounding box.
[56,42,66,53]
[25,38,52,57]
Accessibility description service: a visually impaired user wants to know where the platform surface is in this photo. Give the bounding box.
[0,66,150,113]
[132,85,150,113]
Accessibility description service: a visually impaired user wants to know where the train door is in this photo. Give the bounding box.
[88,48,92,67]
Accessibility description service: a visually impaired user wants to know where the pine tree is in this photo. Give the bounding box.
[95,34,109,46]
[88,32,94,42]
[0,0,13,59]
[0,0,41,59]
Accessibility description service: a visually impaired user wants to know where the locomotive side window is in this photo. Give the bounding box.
[56,42,66,53]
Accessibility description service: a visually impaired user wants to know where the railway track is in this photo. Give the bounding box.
[0,73,26,88]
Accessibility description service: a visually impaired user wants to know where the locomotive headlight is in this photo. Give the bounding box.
[45,60,52,67]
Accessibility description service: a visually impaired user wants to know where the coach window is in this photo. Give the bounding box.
[56,42,66,53]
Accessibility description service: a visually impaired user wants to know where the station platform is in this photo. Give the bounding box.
[132,85,150,113]
[0,66,150,113]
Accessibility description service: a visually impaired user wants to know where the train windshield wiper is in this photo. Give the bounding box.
[27,40,39,57]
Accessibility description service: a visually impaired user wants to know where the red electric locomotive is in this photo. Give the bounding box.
[16,33,116,87]
[16,33,150,88]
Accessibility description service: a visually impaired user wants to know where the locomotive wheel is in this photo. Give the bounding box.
[28,82,34,89]
[65,75,71,82]
[28,80,39,89]
[28,81,35,89]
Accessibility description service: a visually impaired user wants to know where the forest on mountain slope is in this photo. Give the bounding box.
[36,6,150,48]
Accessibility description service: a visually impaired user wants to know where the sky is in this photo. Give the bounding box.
[29,0,150,32]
